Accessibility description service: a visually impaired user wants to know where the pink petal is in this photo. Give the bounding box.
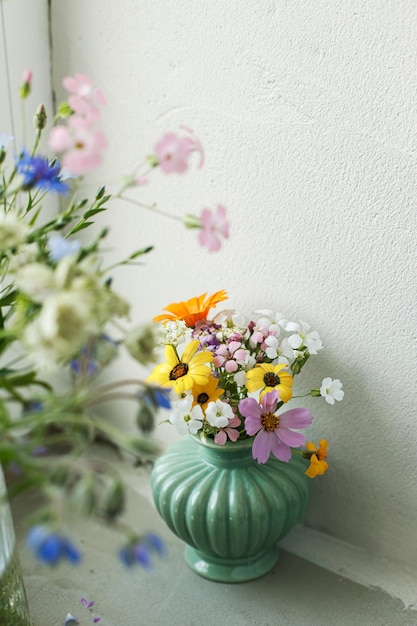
[225,427,240,442]
[261,390,280,414]
[269,435,292,462]
[239,397,262,420]
[276,426,305,448]
[280,408,313,429]
[224,360,238,373]
[252,430,273,464]
[244,414,263,436]
[214,430,227,445]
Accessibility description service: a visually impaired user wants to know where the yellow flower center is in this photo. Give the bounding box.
[263,372,280,387]
[262,412,280,431]
[197,392,209,405]
[170,362,189,380]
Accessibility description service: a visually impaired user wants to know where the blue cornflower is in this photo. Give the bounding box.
[16,151,69,194]
[26,525,81,565]
[119,533,166,569]
[141,386,171,410]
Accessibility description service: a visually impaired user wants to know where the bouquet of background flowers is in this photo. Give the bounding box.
[0,69,229,569]
[148,290,344,477]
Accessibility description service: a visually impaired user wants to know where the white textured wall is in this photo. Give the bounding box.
[50,1,416,570]
[0,0,52,150]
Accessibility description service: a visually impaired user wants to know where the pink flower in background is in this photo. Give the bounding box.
[238,390,313,464]
[179,125,205,169]
[62,74,106,113]
[198,204,230,252]
[63,73,106,124]
[154,128,204,174]
[48,124,107,175]
[214,412,241,445]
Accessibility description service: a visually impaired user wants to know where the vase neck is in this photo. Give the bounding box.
[193,436,255,468]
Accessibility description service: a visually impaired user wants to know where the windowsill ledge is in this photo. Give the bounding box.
[11,455,417,626]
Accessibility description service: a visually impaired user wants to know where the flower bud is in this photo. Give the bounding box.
[70,474,97,516]
[33,104,47,130]
[56,100,73,119]
[19,69,32,99]
[103,480,125,520]
[146,154,159,168]
[183,214,201,230]
[124,323,157,365]
[136,402,155,434]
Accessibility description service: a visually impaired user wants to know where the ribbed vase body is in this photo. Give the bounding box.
[151,435,310,582]
[0,467,31,625]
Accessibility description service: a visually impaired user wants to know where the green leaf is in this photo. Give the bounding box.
[84,207,107,219]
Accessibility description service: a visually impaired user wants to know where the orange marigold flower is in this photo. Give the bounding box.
[305,439,329,478]
[153,290,228,327]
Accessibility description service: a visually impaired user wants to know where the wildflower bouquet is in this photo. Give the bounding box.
[0,70,229,568]
[148,290,344,476]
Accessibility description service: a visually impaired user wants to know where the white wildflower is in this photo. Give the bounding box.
[320,378,344,405]
[286,320,323,355]
[169,395,204,435]
[16,263,54,303]
[205,400,234,429]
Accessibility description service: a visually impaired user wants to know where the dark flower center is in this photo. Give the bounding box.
[170,363,189,380]
[263,372,280,387]
[197,392,209,405]
[262,412,280,431]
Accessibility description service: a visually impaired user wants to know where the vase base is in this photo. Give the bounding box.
[184,546,279,583]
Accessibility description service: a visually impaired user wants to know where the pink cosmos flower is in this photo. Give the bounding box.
[213,341,248,372]
[214,413,241,445]
[154,128,204,174]
[238,390,313,464]
[48,123,107,175]
[198,204,230,252]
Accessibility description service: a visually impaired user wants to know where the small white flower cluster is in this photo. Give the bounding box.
[157,320,190,347]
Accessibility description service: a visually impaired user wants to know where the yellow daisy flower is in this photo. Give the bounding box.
[152,290,228,327]
[191,375,224,411]
[305,439,329,478]
[147,339,213,395]
[245,363,293,402]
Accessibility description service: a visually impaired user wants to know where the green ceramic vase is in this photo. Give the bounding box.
[151,434,310,583]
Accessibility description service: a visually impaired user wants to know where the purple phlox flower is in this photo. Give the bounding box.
[48,233,81,262]
[214,412,241,445]
[16,151,69,194]
[238,390,313,464]
[64,614,79,625]
[191,320,221,351]
[26,525,81,565]
[213,341,248,372]
[93,618,101,624]
[119,532,166,569]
